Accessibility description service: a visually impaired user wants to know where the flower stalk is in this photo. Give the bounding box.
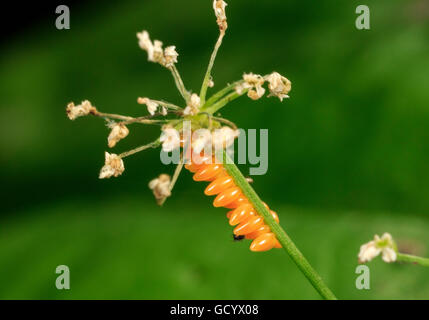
[396,253,429,267]
[119,140,160,158]
[170,65,190,102]
[203,91,245,114]
[220,150,337,300]
[200,33,225,105]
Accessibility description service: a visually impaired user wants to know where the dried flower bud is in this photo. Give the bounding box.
[161,106,168,116]
[138,97,159,115]
[137,30,152,53]
[236,73,265,100]
[137,30,177,67]
[208,78,215,88]
[66,100,97,120]
[213,0,228,32]
[212,126,239,149]
[160,126,181,152]
[183,93,201,116]
[192,129,212,154]
[164,46,179,68]
[248,86,266,100]
[235,82,251,95]
[266,72,291,101]
[107,123,129,148]
[153,40,165,64]
[149,174,171,204]
[99,152,125,179]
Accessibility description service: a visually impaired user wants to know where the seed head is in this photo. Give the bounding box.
[138,97,159,115]
[183,93,201,116]
[236,73,266,100]
[164,46,179,68]
[107,123,129,148]
[99,152,125,179]
[212,126,239,149]
[66,100,97,120]
[213,0,228,32]
[149,173,172,204]
[137,30,178,68]
[266,72,291,101]
[160,126,181,152]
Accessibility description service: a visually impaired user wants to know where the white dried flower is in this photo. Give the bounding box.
[137,31,151,52]
[153,40,165,64]
[208,78,215,88]
[212,126,239,149]
[160,127,181,152]
[183,93,201,116]
[266,72,291,101]
[137,30,155,62]
[161,106,168,116]
[236,73,266,100]
[137,30,174,67]
[149,173,171,204]
[66,100,96,120]
[358,233,397,263]
[138,97,159,115]
[164,46,179,68]
[99,152,125,179]
[213,0,228,32]
[235,82,251,95]
[107,123,129,148]
[192,129,212,154]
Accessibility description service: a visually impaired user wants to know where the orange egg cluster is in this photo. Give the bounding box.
[185,154,282,252]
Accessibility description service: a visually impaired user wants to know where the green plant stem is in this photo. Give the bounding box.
[200,32,225,105]
[203,91,245,114]
[396,253,429,267]
[220,151,337,300]
[170,65,190,102]
[203,80,243,107]
[119,140,160,158]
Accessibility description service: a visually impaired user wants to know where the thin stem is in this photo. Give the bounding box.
[150,99,182,110]
[211,116,237,130]
[396,253,429,267]
[170,65,190,102]
[95,111,134,122]
[96,111,165,125]
[200,32,225,105]
[220,151,337,300]
[204,80,243,107]
[121,117,168,125]
[119,140,160,158]
[203,91,246,114]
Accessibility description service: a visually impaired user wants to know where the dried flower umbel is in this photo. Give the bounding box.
[65,0,291,195]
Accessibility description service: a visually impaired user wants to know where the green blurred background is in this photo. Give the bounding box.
[1,0,429,299]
